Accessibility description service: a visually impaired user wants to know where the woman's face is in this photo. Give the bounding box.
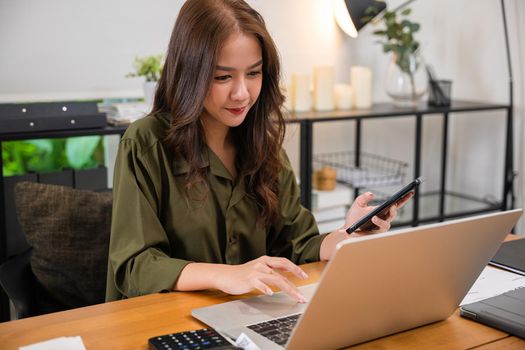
[202,32,263,130]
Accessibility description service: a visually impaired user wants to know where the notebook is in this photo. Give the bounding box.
[460,286,525,338]
[192,209,523,350]
[489,238,525,275]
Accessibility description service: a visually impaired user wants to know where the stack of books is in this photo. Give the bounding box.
[311,184,352,234]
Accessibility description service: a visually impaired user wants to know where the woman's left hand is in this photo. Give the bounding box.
[344,191,413,237]
[319,191,414,260]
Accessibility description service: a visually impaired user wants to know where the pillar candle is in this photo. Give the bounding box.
[334,84,353,110]
[313,66,335,111]
[281,84,293,111]
[291,73,311,112]
[350,66,372,109]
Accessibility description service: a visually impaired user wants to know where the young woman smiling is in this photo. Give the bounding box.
[106,0,410,303]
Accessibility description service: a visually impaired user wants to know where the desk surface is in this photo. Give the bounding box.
[1,260,524,350]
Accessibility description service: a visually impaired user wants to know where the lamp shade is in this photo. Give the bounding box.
[334,0,386,37]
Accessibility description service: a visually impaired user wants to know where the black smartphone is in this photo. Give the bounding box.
[345,177,423,234]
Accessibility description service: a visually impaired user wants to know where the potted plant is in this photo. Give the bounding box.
[366,7,427,107]
[126,54,164,105]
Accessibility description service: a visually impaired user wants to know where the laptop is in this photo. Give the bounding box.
[192,209,523,349]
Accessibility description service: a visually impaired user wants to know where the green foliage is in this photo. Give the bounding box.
[365,6,421,74]
[126,54,164,82]
[2,136,104,177]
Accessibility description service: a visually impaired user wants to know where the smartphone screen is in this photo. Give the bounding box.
[345,177,423,234]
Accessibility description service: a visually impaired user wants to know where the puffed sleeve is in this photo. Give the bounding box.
[105,137,191,301]
[267,152,329,264]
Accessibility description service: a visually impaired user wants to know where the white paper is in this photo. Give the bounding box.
[235,332,261,350]
[19,336,86,350]
[460,265,525,306]
[99,102,150,125]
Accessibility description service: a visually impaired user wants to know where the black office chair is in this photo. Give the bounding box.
[0,248,39,319]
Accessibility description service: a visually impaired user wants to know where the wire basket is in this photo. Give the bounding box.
[313,151,408,188]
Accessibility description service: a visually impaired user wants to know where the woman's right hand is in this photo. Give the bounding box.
[213,256,309,303]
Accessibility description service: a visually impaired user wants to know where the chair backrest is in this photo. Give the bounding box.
[3,181,113,319]
[0,249,38,319]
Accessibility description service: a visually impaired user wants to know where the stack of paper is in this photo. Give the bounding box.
[311,184,352,234]
[99,102,151,126]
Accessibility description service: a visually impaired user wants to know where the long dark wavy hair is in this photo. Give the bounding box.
[151,0,286,226]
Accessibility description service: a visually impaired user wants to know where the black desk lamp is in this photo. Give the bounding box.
[334,0,420,38]
[333,0,386,38]
[500,0,515,209]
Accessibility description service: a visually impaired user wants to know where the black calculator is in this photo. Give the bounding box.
[148,328,242,350]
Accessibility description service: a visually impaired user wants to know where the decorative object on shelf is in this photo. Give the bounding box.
[350,66,373,109]
[313,166,337,191]
[313,66,335,111]
[281,84,293,111]
[426,66,452,107]
[314,151,407,188]
[126,54,164,106]
[291,73,312,112]
[367,5,426,107]
[334,84,354,110]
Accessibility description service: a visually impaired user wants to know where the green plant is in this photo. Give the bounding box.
[126,54,164,82]
[367,7,420,71]
[2,136,104,177]
[365,6,421,99]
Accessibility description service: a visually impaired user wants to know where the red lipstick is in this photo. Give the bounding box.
[226,107,246,115]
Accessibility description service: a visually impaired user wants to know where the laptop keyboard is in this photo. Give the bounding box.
[247,313,301,346]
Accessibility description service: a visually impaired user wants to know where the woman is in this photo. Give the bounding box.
[106,0,409,303]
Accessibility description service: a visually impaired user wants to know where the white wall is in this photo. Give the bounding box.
[1,0,524,233]
[0,0,346,100]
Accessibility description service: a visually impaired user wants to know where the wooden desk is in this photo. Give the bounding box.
[0,261,524,350]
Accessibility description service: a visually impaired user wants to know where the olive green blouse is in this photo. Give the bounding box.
[106,114,327,301]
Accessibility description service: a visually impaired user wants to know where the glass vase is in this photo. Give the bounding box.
[385,52,427,107]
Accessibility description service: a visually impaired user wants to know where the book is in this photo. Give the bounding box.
[311,184,352,211]
[489,238,525,276]
[312,205,347,223]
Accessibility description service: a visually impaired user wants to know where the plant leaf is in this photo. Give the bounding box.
[66,136,102,169]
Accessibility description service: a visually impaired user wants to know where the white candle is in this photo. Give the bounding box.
[291,73,311,112]
[313,66,335,111]
[334,84,353,110]
[281,84,293,111]
[350,66,372,109]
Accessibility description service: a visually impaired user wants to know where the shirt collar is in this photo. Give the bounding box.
[172,145,234,181]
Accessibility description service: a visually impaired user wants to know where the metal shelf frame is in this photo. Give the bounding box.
[0,99,514,321]
[288,100,514,226]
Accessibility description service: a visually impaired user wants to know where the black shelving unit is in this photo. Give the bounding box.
[0,99,514,321]
[289,100,514,225]
[0,125,127,322]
